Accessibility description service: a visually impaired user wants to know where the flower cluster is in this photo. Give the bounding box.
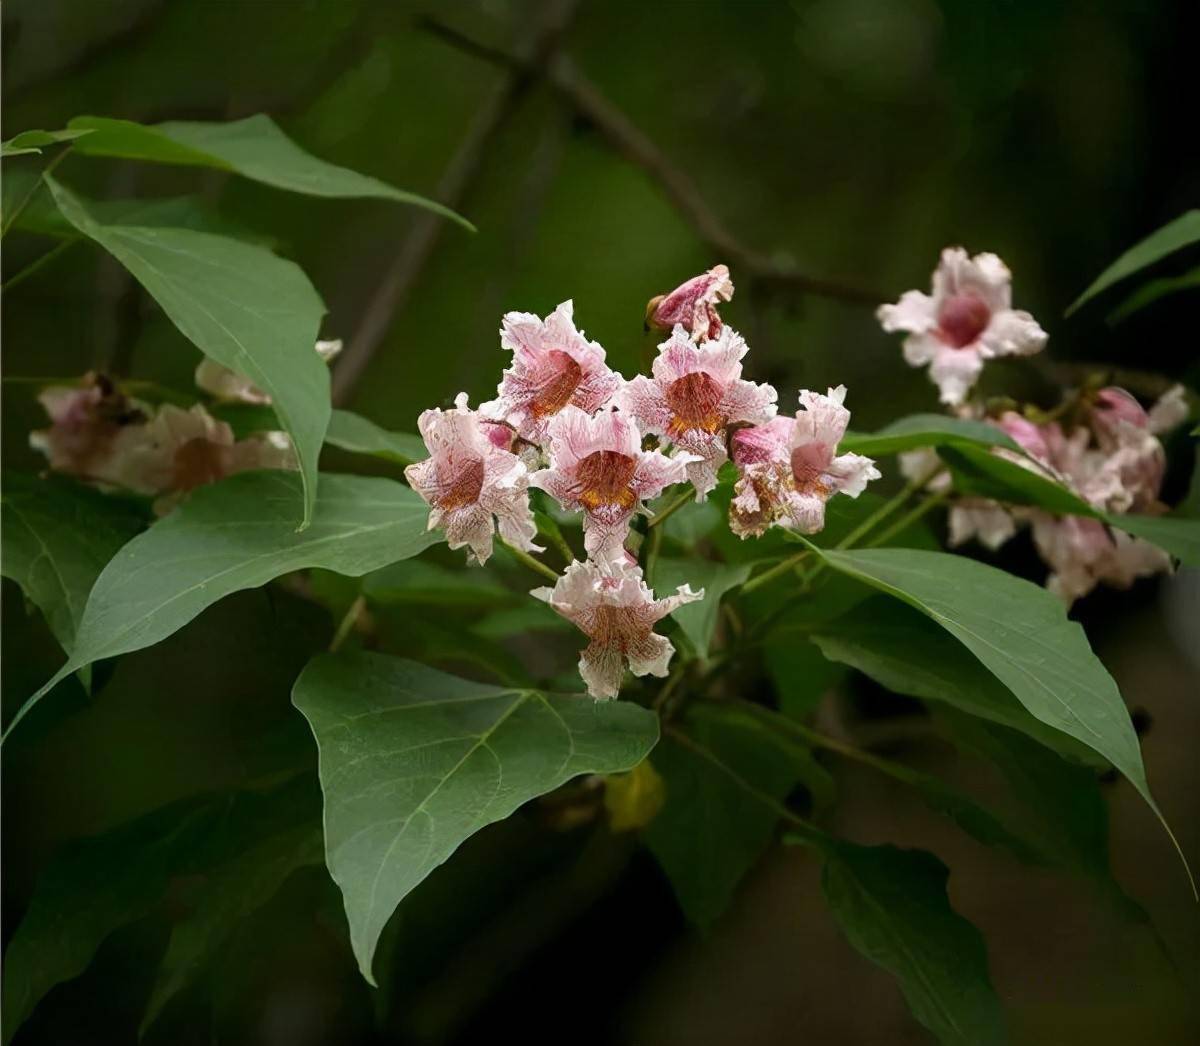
[407,267,880,698]
[27,341,344,513]
[880,248,1188,604]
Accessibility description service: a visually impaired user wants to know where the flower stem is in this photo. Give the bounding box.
[646,486,694,530]
[329,595,367,653]
[499,538,560,582]
[741,549,809,596]
[833,461,943,551]
[866,487,952,548]
[1,240,76,294]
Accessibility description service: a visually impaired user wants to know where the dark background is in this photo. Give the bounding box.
[3,1,1198,1043]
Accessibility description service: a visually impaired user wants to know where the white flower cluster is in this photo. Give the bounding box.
[406,266,880,698]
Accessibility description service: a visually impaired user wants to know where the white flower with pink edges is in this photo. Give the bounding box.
[532,558,703,699]
[405,393,538,565]
[728,386,879,538]
[530,406,691,562]
[877,248,1047,406]
[482,301,622,444]
[645,264,734,342]
[620,325,777,499]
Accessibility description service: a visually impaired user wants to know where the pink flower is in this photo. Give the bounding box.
[877,248,1047,405]
[619,325,777,498]
[530,406,691,562]
[482,301,622,444]
[29,376,150,488]
[195,339,342,404]
[405,394,538,565]
[728,386,880,538]
[1032,515,1170,605]
[645,264,734,341]
[531,558,703,699]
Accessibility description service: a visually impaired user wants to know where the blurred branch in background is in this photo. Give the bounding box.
[331,0,582,405]
[418,14,884,306]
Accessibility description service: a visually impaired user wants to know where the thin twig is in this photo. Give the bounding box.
[331,1,582,405]
[420,17,883,306]
[329,595,367,652]
[499,538,560,582]
[1,240,75,293]
[646,486,694,530]
[741,549,809,595]
[866,487,951,548]
[1,147,72,238]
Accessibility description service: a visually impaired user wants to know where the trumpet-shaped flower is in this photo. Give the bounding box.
[620,325,777,498]
[877,248,1047,405]
[531,558,703,699]
[195,339,343,404]
[405,393,538,565]
[530,406,691,561]
[728,386,880,537]
[645,264,734,341]
[482,301,622,444]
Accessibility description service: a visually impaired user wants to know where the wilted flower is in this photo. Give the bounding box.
[195,339,342,405]
[530,406,691,562]
[877,248,1047,405]
[29,374,149,488]
[405,393,538,565]
[729,386,880,538]
[482,301,622,444]
[531,558,703,699]
[645,264,734,341]
[620,325,777,498]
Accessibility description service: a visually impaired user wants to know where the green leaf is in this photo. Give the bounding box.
[650,557,750,659]
[1067,211,1200,314]
[10,472,438,741]
[646,703,824,927]
[362,560,514,607]
[291,652,658,983]
[1107,264,1200,323]
[1102,512,1200,567]
[1,797,211,1045]
[801,544,1193,893]
[1,127,93,157]
[840,414,1020,457]
[325,408,426,465]
[68,114,473,231]
[141,823,323,1033]
[0,475,144,660]
[795,839,1007,1046]
[811,598,1099,764]
[43,175,329,527]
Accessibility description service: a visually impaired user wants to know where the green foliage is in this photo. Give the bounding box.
[797,839,1007,1046]
[324,408,426,465]
[649,557,750,658]
[0,127,92,157]
[0,474,144,660]
[12,472,437,737]
[291,653,658,982]
[1067,210,1200,314]
[802,545,1193,891]
[67,114,473,230]
[1102,512,1200,567]
[44,175,330,526]
[841,414,1020,457]
[1108,264,1200,323]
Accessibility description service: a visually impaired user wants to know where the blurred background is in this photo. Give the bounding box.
[3,0,1198,1043]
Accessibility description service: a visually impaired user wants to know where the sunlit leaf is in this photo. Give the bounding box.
[791,838,1007,1046]
[68,114,473,230]
[11,472,438,740]
[800,544,1193,893]
[44,175,329,527]
[292,652,658,983]
[1067,211,1200,315]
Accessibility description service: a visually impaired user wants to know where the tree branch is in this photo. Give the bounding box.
[419,16,883,306]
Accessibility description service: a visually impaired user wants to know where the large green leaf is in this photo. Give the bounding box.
[840,414,1020,457]
[0,475,144,660]
[0,127,92,157]
[646,703,831,927]
[68,114,472,230]
[291,653,658,983]
[1067,211,1200,314]
[794,839,1007,1046]
[649,557,750,659]
[44,174,329,527]
[801,544,1193,892]
[10,472,438,740]
[325,408,426,465]
[811,598,1098,763]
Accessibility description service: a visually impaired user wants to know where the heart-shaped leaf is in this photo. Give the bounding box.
[44,175,329,527]
[292,653,658,983]
[9,472,438,740]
